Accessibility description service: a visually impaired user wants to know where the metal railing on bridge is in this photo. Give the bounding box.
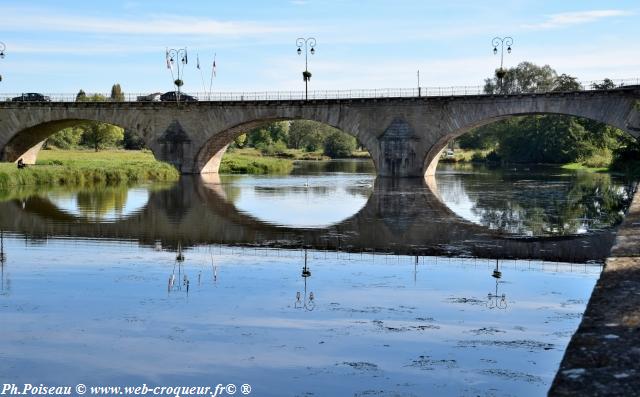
[1,78,638,103]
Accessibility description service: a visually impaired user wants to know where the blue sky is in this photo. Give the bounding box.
[0,0,638,95]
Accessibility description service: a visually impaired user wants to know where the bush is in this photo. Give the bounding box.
[324,131,356,158]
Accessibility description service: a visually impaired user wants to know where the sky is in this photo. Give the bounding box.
[0,0,638,95]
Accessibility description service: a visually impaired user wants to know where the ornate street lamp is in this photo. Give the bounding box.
[166,47,188,102]
[0,42,6,82]
[487,259,507,309]
[296,37,316,100]
[295,249,315,311]
[492,36,513,89]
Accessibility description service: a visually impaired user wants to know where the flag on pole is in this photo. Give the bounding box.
[165,48,171,69]
[197,54,200,70]
[184,48,188,64]
[212,55,217,77]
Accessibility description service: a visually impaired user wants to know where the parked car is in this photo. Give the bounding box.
[160,91,198,102]
[11,93,51,102]
[136,93,162,102]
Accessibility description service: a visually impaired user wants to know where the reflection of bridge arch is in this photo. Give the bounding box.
[2,89,638,177]
[8,187,151,223]
[0,176,614,262]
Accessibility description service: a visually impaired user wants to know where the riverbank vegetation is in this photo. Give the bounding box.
[450,62,640,173]
[0,150,179,189]
[229,120,368,159]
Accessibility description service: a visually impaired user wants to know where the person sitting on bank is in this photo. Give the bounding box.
[17,158,26,169]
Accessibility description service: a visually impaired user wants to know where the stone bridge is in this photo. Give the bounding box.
[1,88,639,177]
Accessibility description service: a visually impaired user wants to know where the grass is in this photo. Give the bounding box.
[0,149,180,189]
[220,149,294,174]
[561,163,609,173]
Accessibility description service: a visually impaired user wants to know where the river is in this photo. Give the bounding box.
[0,160,635,396]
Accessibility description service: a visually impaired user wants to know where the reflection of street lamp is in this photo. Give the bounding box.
[0,230,6,264]
[166,47,188,102]
[487,259,507,309]
[295,249,315,311]
[0,41,6,82]
[492,36,513,89]
[296,37,316,101]
[1,230,7,293]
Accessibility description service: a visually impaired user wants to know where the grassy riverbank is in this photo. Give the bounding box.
[0,149,180,189]
[440,148,622,173]
[220,148,295,174]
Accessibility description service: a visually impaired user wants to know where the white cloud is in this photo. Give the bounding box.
[522,9,632,30]
[0,7,296,36]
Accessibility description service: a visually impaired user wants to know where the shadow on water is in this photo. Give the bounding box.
[0,170,623,262]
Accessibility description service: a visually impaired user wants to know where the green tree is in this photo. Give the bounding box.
[592,78,617,90]
[553,74,582,92]
[80,122,124,151]
[484,62,557,94]
[45,127,84,149]
[110,84,125,102]
[123,129,146,150]
[76,89,87,102]
[234,133,247,148]
[324,131,356,158]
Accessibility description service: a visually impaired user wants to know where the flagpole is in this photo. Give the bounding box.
[208,53,216,101]
[198,54,206,99]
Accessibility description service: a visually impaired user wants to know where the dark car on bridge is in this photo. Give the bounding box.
[160,91,198,102]
[11,93,51,102]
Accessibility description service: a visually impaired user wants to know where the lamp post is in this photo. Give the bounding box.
[295,249,315,311]
[492,36,513,90]
[296,37,316,100]
[0,42,6,82]
[166,47,188,102]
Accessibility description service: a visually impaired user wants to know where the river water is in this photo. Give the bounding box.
[0,160,635,396]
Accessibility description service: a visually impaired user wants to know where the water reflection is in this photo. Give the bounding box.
[437,163,636,236]
[294,249,315,311]
[487,260,508,310]
[0,237,601,396]
[217,174,373,228]
[0,173,622,262]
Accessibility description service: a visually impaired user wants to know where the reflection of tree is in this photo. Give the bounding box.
[76,186,128,220]
[444,164,635,236]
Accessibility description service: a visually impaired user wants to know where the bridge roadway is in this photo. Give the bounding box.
[1,88,639,177]
[0,175,616,262]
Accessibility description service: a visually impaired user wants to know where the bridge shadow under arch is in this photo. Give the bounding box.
[0,174,615,262]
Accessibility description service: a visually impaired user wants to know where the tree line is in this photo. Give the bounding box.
[231,120,361,158]
[457,62,637,170]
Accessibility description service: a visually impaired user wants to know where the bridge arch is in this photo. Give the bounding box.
[194,117,380,174]
[422,93,640,176]
[0,117,148,164]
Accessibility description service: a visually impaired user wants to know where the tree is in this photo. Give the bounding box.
[484,62,557,94]
[76,89,87,102]
[553,74,582,92]
[123,129,146,150]
[80,122,124,151]
[592,78,617,90]
[110,84,125,102]
[45,127,84,149]
[324,131,356,158]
